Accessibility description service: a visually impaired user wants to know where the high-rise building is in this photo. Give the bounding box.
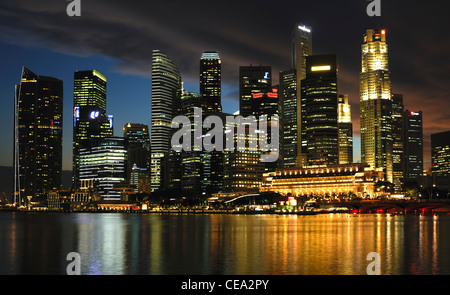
[391,94,404,192]
[223,117,264,194]
[338,95,353,164]
[239,65,272,117]
[360,29,393,183]
[301,55,339,166]
[150,50,182,192]
[79,137,127,201]
[123,123,150,182]
[403,110,423,184]
[200,51,222,113]
[431,131,450,188]
[14,67,63,203]
[292,23,312,167]
[73,70,113,189]
[279,69,298,168]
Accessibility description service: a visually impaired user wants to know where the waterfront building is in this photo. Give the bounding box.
[123,123,150,183]
[431,131,450,189]
[279,69,298,168]
[130,164,151,194]
[150,50,182,192]
[73,70,113,189]
[200,51,222,113]
[79,137,127,201]
[239,65,272,117]
[359,29,393,183]
[260,164,384,198]
[301,55,339,166]
[403,110,423,184]
[392,93,404,192]
[338,95,353,164]
[200,51,224,196]
[292,23,312,167]
[223,116,265,194]
[14,67,63,203]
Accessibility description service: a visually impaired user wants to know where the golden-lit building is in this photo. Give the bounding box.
[260,164,384,198]
[360,29,393,184]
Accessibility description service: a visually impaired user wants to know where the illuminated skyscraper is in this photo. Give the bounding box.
[391,93,404,192]
[431,131,450,188]
[123,123,150,183]
[73,70,113,189]
[292,23,312,167]
[79,137,127,201]
[14,67,63,203]
[403,110,423,184]
[302,55,339,166]
[200,51,222,113]
[151,50,182,192]
[279,69,298,168]
[239,65,272,117]
[338,95,353,164]
[360,29,393,183]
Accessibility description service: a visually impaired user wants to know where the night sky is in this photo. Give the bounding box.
[1,0,449,172]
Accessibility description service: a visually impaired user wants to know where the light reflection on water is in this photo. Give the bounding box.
[0,212,449,275]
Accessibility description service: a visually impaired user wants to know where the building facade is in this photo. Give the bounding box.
[260,164,384,199]
[391,93,404,192]
[239,65,272,117]
[338,95,353,164]
[279,69,298,168]
[403,110,423,184]
[14,67,63,203]
[79,137,127,201]
[359,29,393,183]
[431,131,450,189]
[73,70,113,189]
[123,123,150,183]
[292,23,313,167]
[150,50,182,192]
[301,55,339,166]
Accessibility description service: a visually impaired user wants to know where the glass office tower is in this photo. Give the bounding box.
[360,29,393,183]
[150,50,182,192]
[239,65,272,117]
[403,110,423,184]
[200,51,222,114]
[123,123,150,184]
[14,67,63,203]
[338,94,353,164]
[73,70,113,189]
[292,23,312,167]
[301,55,339,166]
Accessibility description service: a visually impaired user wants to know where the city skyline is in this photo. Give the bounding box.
[1,0,450,177]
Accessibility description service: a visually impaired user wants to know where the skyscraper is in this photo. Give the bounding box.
[123,123,150,183]
[239,65,272,117]
[150,50,182,192]
[292,23,312,167]
[279,69,298,168]
[200,51,222,113]
[73,70,113,189]
[301,55,339,166]
[360,29,393,183]
[338,95,353,164]
[403,110,423,184]
[431,131,450,188]
[79,137,127,201]
[14,67,63,203]
[391,94,404,192]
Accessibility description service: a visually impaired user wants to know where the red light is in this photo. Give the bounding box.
[272,88,278,93]
[253,93,263,99]
[267,93,278,98]
[381,30,386,35]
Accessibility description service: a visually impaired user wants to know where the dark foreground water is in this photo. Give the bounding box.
[0,212,449,275]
